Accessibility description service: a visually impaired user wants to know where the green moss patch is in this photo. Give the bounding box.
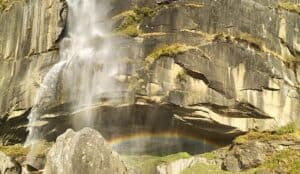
[0,144,29,157]
[145,44,195,70]
[182,163,231,174]
[113,7,156,37]
[0,141,53,158]
[122,152,191,174]
[200,151,217,160]
[260,149,300,173]
[278,0,300,14]
[234,122,300,145]
[0,0,23,11]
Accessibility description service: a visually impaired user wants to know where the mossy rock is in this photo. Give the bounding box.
[0,0,23,11]
[278,0,300,14]
[0,141,53,158]
[260,149,300,174]
[144,43,196,70]
[113,7,156,37]
[233,122,300,145]
[0,144,29,158]
[122,152,191,174]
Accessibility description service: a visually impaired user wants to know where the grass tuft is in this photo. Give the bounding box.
[114,7,156,37]
[145,44,195,70]
[233,122,299,145]
[278,0,300,13]
[276,122,297,135]
[0,144,29,157]
[261,149,300,173]
[122,152,191,174]
[200,151,217,160]
[0,0,23,11]
[0,141,53,158]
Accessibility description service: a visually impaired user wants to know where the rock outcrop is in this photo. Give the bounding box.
[0,152,22,174]
[44,128,131,174]
[0,0,67,144]
[114,0,300,135]
[0,0,300,144]
[156,156,213,174]
[156,128,300,173]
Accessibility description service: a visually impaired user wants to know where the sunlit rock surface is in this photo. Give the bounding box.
[0,0,67,145]
[44,128,131,174]
[0,0,299,144]
[0,152,21,174]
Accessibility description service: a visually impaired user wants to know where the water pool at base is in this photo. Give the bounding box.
[108,131,219,156]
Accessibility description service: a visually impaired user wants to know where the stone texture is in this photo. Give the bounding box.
[0,0,67,144]
[0,0,300,144]
[221,139,300,172]
[0,152,22,174]
[130,0,300,134]
[44,128,130,174]
[156,156,212,174]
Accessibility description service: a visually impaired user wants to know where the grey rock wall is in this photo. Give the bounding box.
[0,0,299,144]
[0,0,66,144]
[128,0,300,133]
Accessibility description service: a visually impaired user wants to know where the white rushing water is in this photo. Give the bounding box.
[25,0,129,164]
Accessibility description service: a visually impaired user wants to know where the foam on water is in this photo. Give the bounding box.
[25,0,127,165]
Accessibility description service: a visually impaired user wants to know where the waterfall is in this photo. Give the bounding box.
[25,0,129,165]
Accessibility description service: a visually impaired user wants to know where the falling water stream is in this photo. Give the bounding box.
[25,0,223,168]
[25,0,128,164]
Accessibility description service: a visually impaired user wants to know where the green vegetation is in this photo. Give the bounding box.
[278,0,300,14]
[184,3,205,8]
[145,44,195,70]
[114,7,156,37]
[276,122,297,135]
[122,152,191,174]
[176,69,187,83]
[0,0,22,11]
[200,151,217,160]
[122,123,299,174]
[0,144,29,157]
[260,149,300,174]
[234,122,300,145]
[0,141,53,158]
[182,163,231,174]
[182,149,300,174]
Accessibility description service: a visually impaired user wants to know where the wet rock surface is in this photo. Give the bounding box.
[0,0,67,145]
[0,0,299,154]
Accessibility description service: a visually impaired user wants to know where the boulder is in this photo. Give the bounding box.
[44,128,130,174]
[156,156,212,174]
[222,141,272,172]
[0,152,21,174]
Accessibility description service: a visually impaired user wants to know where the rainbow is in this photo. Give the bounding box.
[107,130,221,148]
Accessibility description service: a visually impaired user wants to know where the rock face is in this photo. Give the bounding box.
[156,156,213,174]
[0,0,67,144]
[117,0,300,135]
[0,0,300,144]
[222,139,300,172]
[0,152,21,174]
[44,128,130,174]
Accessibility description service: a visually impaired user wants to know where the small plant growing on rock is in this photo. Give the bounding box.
[278,0,300,14]
[233,122,299,145]
[145,44,195,70]
[0,144,29,158]
[0,0,23,11]
[261,149,300,173]
[113,7,156,37]
[276,122,297,135]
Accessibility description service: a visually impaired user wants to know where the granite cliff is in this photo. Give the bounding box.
[0,0,299,153]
